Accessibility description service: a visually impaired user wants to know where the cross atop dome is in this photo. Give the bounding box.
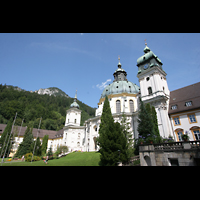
[144,39,147,46]
[143,39,151,54]
[118,55,121,68]
[70,90,79,109]
[75,89,77,100]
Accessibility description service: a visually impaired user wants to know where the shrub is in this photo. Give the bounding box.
[25,153,41,162]
[25,153,33,162]
[32,156,41,161]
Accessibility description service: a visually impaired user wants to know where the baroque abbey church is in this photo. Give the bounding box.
[1,44,200,154]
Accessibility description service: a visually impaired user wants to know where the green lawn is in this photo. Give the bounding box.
[1,152,100,166]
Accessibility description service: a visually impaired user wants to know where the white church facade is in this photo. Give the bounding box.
[1,44,200,155]
[58,44,175,152]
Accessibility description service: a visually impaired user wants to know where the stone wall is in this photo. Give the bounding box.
[139,141,200,166]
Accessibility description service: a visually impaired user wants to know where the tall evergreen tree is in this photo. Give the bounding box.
[34,137,42,157]
[137,99,154,139]
[47,145,53,159]
[96,96,128,166]
[120,113,134,162]
[151,106,159,136]
[0,118,13,158]
[15,126,34,157]
[135,100,162,155]
[41,134,49,155]
[151,106,161,143]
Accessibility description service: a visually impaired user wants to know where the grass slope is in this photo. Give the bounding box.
[1,152,100,166]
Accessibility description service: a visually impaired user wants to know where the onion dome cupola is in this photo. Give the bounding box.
[70,90,80,109]
[100,56,140,99]
[136,40,163,75]
[113,56,128,82]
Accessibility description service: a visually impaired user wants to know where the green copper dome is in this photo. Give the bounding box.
[101,81,140,98]
[70,90,79,109]
[100,57,140,98]
[143,45,151,53]
[137,45,163,66]
[70,101,79,109]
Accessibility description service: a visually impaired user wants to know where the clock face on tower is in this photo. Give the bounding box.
[143,64,148,70]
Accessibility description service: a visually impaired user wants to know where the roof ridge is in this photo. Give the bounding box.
[170,82,200,93]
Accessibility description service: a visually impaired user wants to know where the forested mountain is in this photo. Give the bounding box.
[0,84,96,131]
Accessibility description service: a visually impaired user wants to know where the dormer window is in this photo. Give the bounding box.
[171,105,177,110]
[185,101,192,107]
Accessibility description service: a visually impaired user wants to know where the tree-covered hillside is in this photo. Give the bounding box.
[0,84,96,130]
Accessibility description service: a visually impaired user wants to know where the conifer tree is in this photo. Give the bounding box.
[41,135,49,155]
[15,126,34,157]
[47,146,53,159]
[96,96,128,166]
[120,113,134,162]
[151,106,161,143]
[145,103,161,142]
[137,99,154,139]
[34,137,42,156]
[0,118,13,158]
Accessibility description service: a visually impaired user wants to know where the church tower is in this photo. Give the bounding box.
[65,90,82,126]
[136,41,173,138]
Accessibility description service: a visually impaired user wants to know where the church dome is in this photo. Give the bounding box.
[101,81,140,98]
[70,101,79,109]
[70,90,79,109]
[100,56,140,98]
[137,43,163,66]
[143,45,151,53]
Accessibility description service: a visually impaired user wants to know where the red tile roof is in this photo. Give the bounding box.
[0,124,63,139]
[169,82,200,115]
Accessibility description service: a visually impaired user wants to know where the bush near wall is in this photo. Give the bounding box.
[25,153,41,162]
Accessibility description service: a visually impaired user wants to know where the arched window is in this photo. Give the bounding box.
[74,119,76,124]
[129,100,134,112]
[190,126,200,140]
[116,100,121,113]
[148,87,152,95]
[77,142,80,147]
[93,125,97,131]
[175,128,184,141]
[177,131,183,141]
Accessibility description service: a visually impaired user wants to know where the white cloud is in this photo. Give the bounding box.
[80,33,84,36]
[96,79,111,90]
